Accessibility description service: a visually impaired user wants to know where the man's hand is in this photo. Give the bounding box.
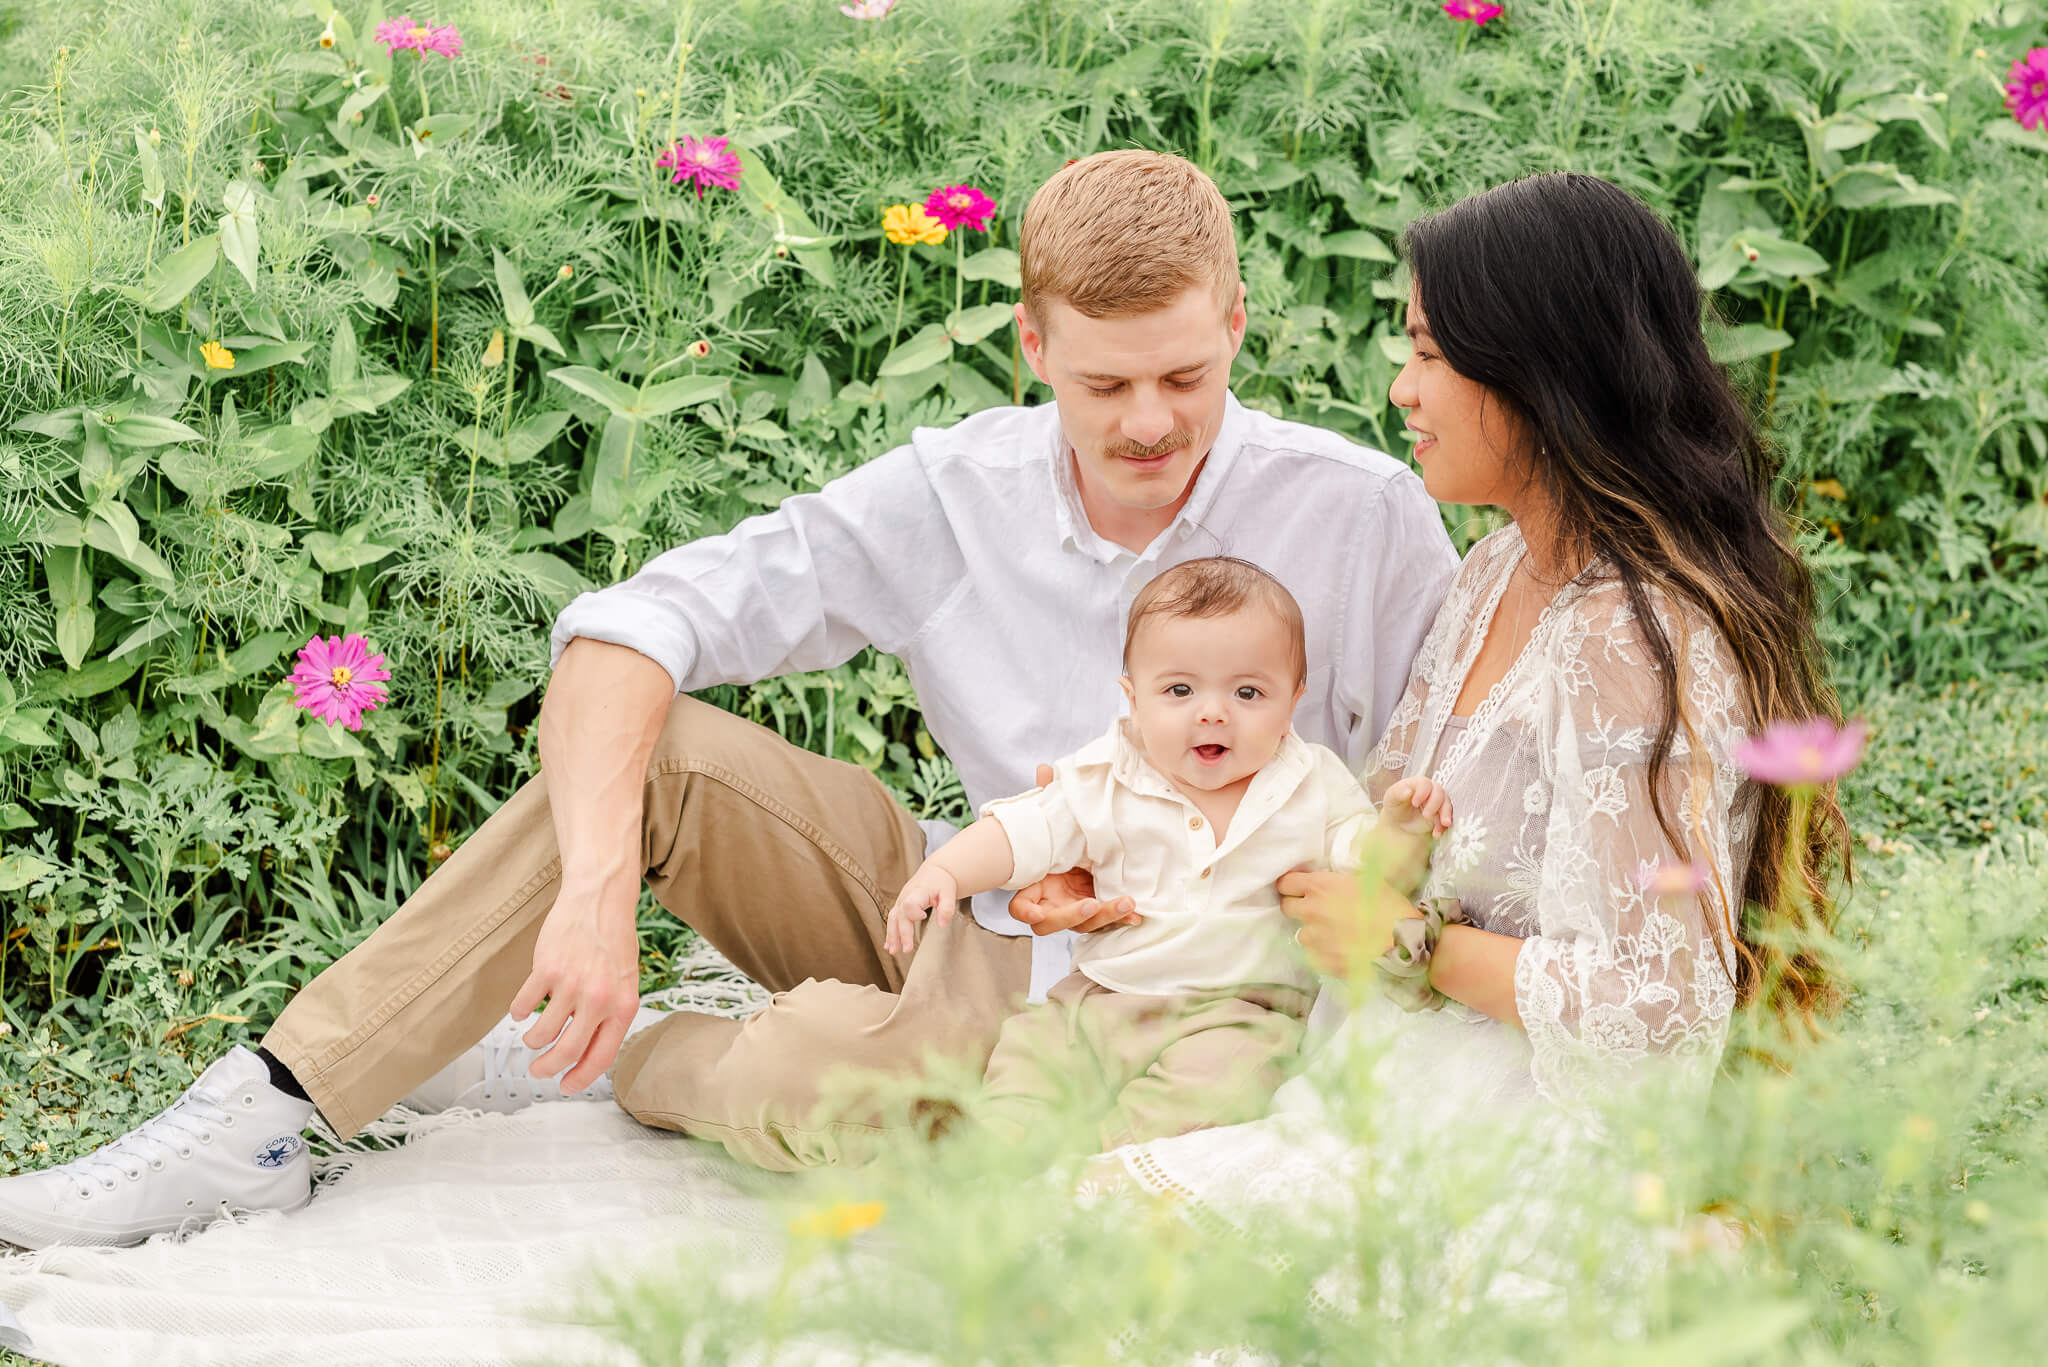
[1007,763,1142,934]
[510,875,644,1093]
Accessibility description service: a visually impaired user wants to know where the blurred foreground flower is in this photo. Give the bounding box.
[374,17,463,58]
[788,1200,885,1240]
[200,341,235,370]
[657,136,742,199]
[290,634,392,731]
[840,0,899,16]
[1734,717,1869,787]
[883,202,947,245]
[2006,49,2048,131]
[1443,0,1504,24]
[1637,860,1711,897]
[924,184,995,232]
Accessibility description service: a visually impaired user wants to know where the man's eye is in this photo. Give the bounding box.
[1168,377,1203,391]
[1088,383,1123,397]
[1236,686,1262,701]
[1167,684,1192,698]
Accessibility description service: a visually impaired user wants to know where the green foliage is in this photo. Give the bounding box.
[1842,675,2048,849]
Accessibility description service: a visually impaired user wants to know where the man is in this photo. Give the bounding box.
[0,150,1455,1247]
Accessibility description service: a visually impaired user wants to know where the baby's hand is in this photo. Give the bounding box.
[884,863,961,956]
[1380,777,1453,837]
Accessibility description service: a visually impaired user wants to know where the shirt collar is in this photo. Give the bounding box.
[1048,391,1253,565]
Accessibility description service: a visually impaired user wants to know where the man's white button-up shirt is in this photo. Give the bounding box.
[549,391,1459,996]
[985,721,1375,998]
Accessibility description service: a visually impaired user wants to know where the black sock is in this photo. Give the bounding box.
[256,1047,313,1103]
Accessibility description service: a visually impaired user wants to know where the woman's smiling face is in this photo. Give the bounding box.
[1387,284,1534,508]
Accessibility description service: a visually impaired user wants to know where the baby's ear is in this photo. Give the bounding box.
[1118,675,1136,705]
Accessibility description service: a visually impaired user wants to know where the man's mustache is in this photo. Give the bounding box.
[1103,431,1195,460]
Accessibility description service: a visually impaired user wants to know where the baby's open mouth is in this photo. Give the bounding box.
[1193,744,1229,764]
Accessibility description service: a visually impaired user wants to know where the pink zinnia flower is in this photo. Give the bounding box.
[840,0,899,17]
[923,184,995,232]
[289,634,392,731]
[657,136,743,199]
[1442,0,1504,23]
[373,16,462,58]
[2006,49,2048,132]
[1637,860,1712,898]
[1732,718,1870,787]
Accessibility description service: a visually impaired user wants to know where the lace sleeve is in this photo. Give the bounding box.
[1512,585,1750,1108]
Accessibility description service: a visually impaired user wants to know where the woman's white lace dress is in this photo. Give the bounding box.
[1117,523,1759,1227]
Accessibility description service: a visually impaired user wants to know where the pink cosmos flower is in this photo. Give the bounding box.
[289,634,392,731]
[1637,860,1712,898]
[657,136,743,199]
[373,17,463,58]
[2006,49,2048,132]
[1732,717,1870,787]
[1442,0,1504,23]
[923,184,995,232]
[840,0,899,17]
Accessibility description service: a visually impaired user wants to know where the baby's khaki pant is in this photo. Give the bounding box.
[976,971,1311,1154]
[263,694,1030,1171]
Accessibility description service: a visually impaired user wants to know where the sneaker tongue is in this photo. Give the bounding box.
[194,1045,273,1097]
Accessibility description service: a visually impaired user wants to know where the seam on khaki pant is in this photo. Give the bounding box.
[277,857,563,1137]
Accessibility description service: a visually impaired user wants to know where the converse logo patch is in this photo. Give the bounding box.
[253,1134,304,1169]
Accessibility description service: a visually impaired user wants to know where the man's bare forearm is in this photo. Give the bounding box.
[536,638,676,904]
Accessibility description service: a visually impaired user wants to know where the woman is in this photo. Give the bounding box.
[1052,172,1854,1222]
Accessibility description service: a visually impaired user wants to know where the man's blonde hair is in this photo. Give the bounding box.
[1019,150,1240,327]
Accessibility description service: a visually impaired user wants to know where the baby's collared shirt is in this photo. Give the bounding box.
[983,719,1374,997]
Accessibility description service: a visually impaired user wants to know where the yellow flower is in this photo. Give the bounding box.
[481,329,505,368]
[882,203,946,247]
[788,1199,885,1240]
[200,341,235,370]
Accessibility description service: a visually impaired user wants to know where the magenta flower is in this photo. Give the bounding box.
[289,634,392,731]
[657,136,743,199]
[1637,860,1711,898]
[373,17,463,58]
[923,184,995,232]
[1732,718,1870,787]
[1442,0,1504,23]
[840,0,899,16]
[2006,49,2048,132]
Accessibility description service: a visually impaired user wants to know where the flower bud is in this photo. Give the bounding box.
[430,841,454,864]
[148,127,162,145]
[775,243,789,258]
[558,263,573,279]
[366,193,379,207]
[1742,245,1760,262]
[686,339,711,359]
[635,87,649,99]
[177,969,195,987]
[482,329,505,368]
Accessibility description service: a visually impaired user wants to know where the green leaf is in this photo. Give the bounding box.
[946,303,1016,347]
[336,81,386,128]
[514,321,566,357]
[0,804,35,830]
[103,413,203,448]
[110,615,184,661]
[45,546,94,670]
[303,524,398,573]
[1822,115,1880,151]
[26,653,141,702]
[493,409,571,465]
[879,324,955,377]
[505,551,590,610]
[0,709,58,748]
[790,354,831,423]
[958,247,1021,287]
[142,236,220,312]
[329,315,359,388]
[590,414,640,523]
[135,128,165,211]
[730,144,836,286]
[83,509,173,585]
[1831,164,1957,210]
[1741,234,1829,280]
[221,180,261,289]
[547,366,641,420]
[1320,229,1397,262]
[494,248,535,328]
[0,850,57,894]
[1708,323,1794,365]
[637,374,729,419]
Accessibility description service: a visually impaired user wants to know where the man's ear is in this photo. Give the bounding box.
[1016,302,1052,388]
[1226,280,1249,359]
[1118,674,1136,706]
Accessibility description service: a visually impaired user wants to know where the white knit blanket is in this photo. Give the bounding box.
[0,948,790,1367]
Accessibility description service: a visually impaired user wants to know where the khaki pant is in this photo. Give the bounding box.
[976,971,1311,1154]
[263,694,1031,1170]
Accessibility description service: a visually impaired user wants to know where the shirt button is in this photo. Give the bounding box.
[1188,817,1203,831]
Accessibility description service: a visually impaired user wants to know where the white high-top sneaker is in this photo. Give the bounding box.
[402,1005,670,1115]
[0,1046,314,1251]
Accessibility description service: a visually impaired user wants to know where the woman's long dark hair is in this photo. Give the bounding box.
[1403,172,1851,1023]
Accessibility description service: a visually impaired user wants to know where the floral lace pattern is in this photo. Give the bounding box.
[1118,523,1758,1220]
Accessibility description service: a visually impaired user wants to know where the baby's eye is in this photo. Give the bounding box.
[1166,684,1192,698]
[1236,686,1262,701]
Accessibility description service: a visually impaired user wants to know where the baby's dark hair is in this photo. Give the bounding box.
[1123,557,1307,685]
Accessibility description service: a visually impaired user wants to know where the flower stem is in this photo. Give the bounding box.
[886,247,909,364]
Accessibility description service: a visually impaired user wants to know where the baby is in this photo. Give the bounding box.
[884,556,1451,1155]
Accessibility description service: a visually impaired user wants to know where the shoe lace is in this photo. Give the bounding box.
[65,1081,237,1195]
[478,1017,545,1099]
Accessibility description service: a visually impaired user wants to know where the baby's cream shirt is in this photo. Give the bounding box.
[983,719,1375,997]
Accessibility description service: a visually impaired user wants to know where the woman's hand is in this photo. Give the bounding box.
[1006,764,1141,936]
[1277,870,1417,978]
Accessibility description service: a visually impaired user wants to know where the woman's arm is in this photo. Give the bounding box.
[1276,872,1524,1025]
[1426,924,1524,1025]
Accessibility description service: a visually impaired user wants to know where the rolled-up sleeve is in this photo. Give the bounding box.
[980,782,1088,891]
[548,443,958,693]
